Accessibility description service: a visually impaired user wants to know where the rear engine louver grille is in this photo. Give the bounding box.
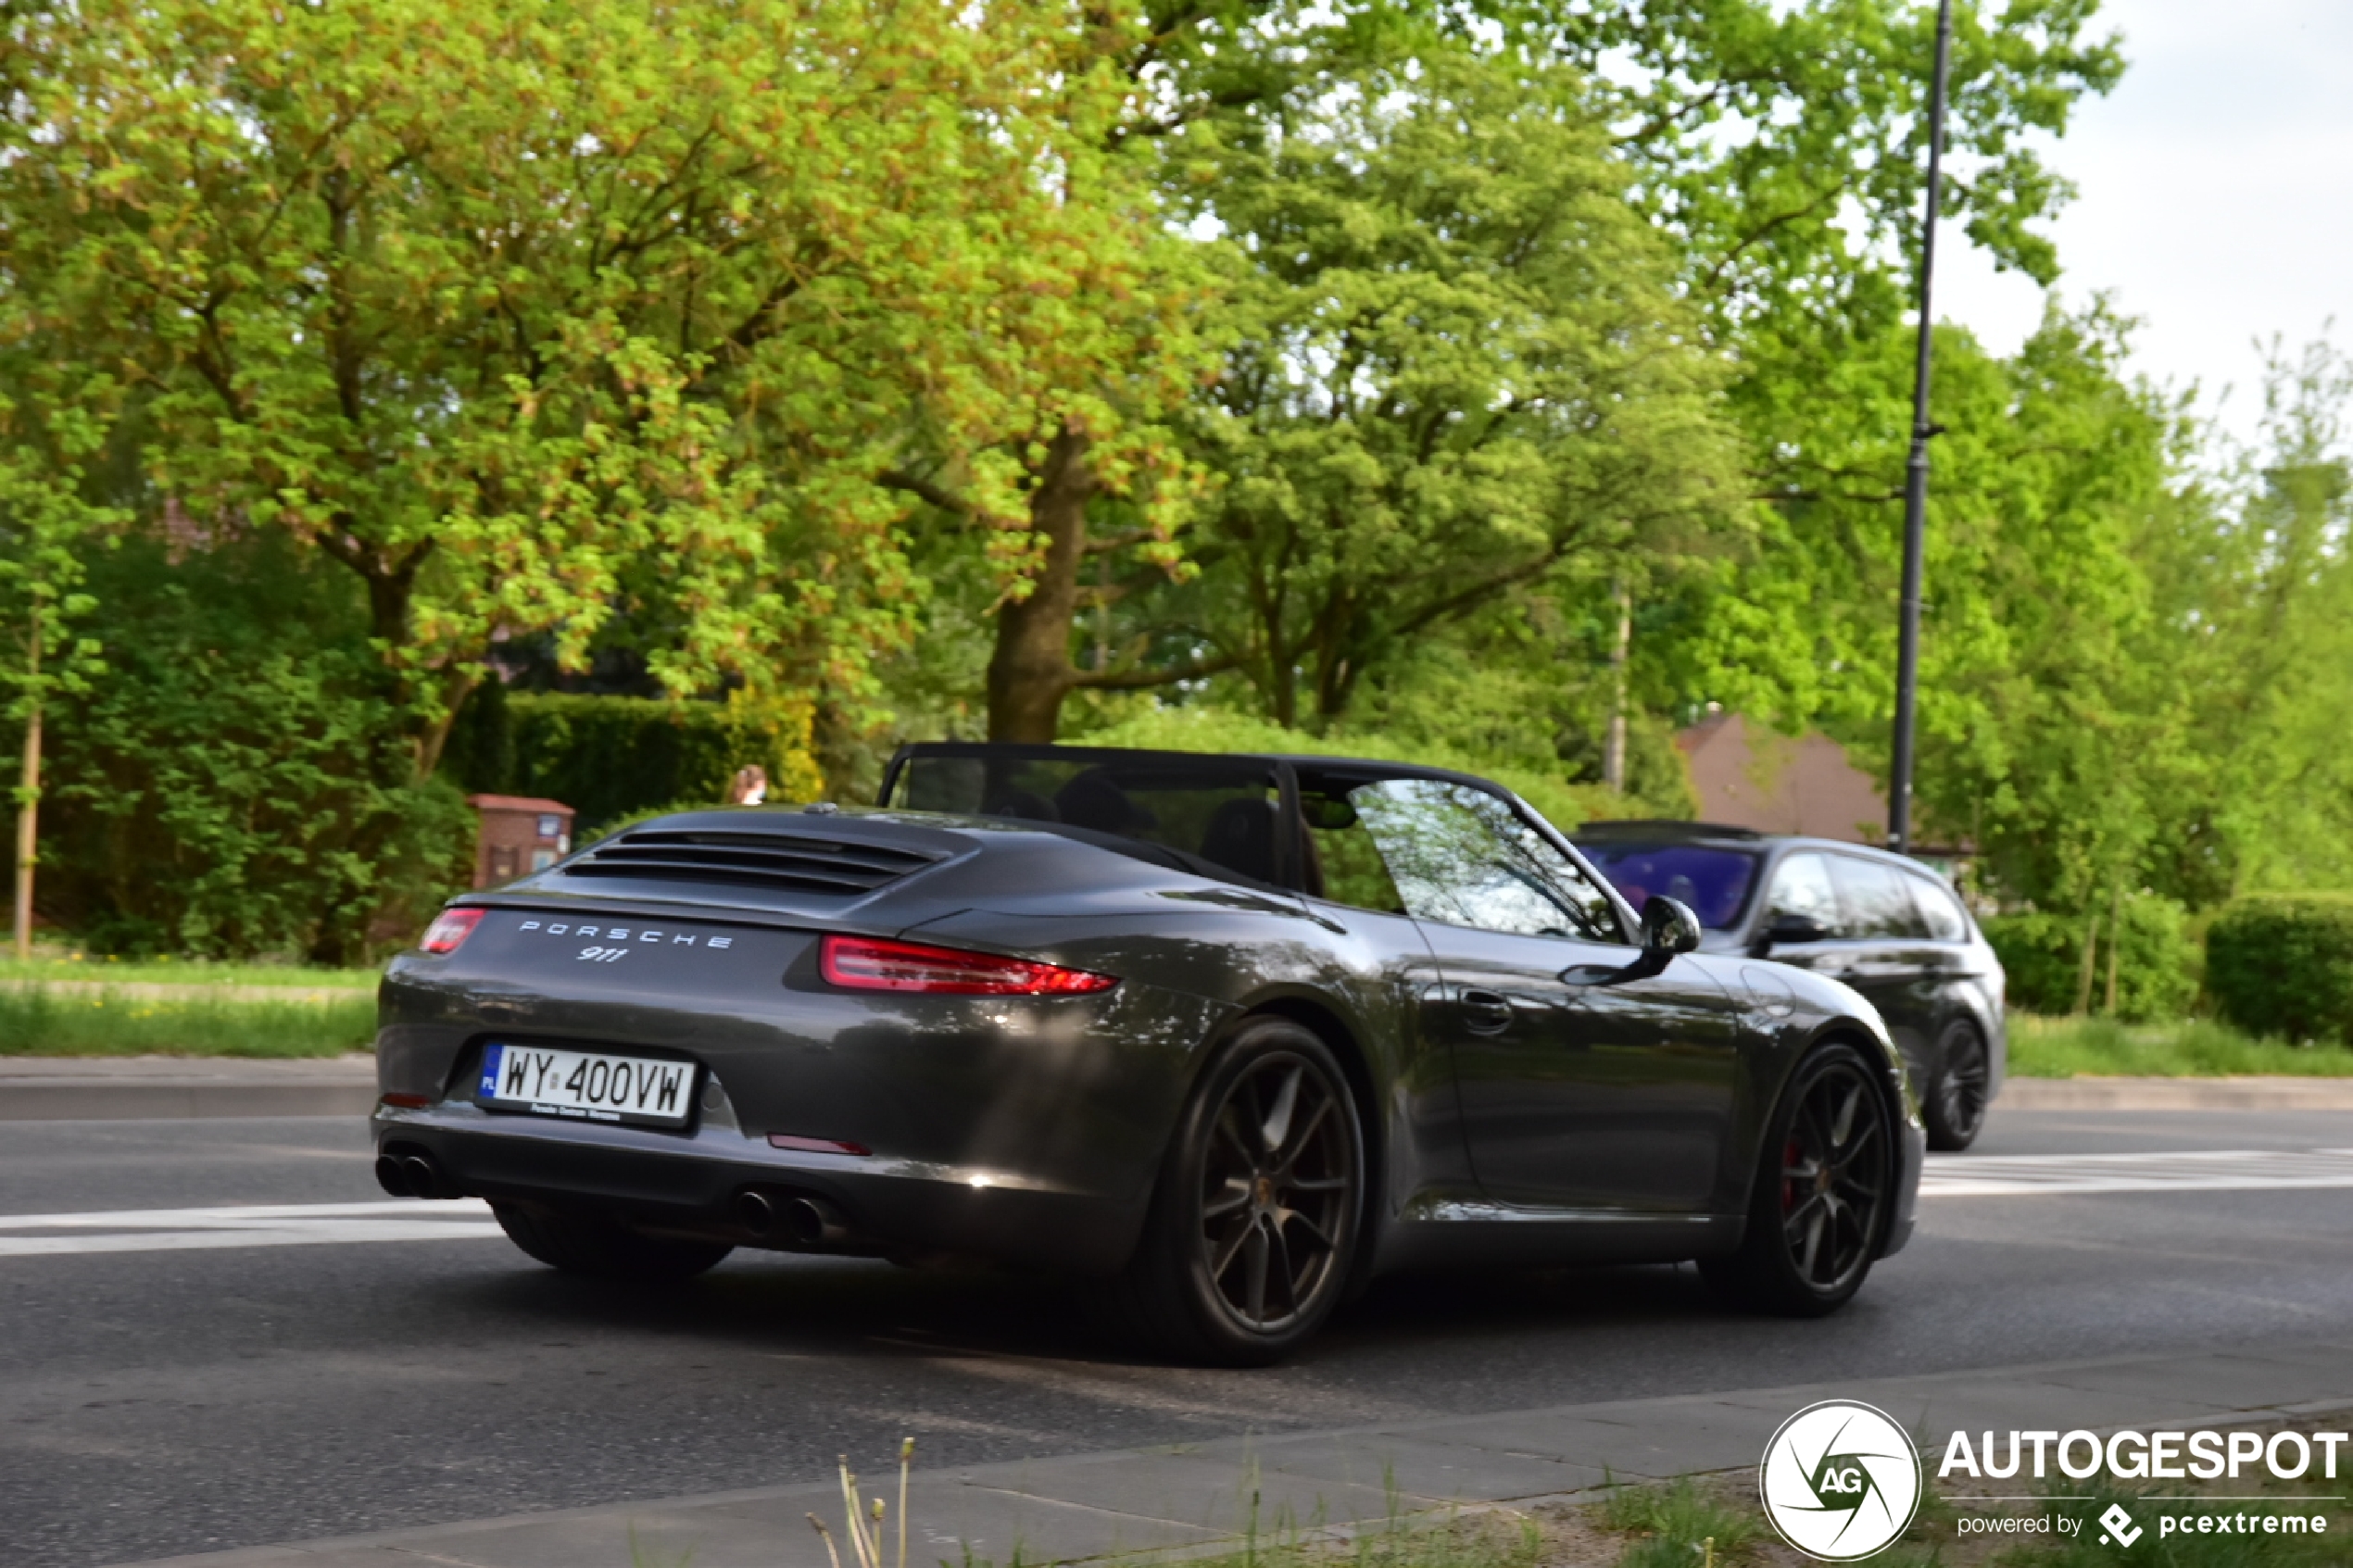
[564,830,943,897]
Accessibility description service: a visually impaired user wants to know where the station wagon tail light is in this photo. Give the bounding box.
[820,935,1116,995]
[419,908,485,956]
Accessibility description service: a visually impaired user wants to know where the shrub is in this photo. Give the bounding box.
[38,534,473,963]
[1982,893,2200,1022]
[2205,895,2353,1045]
[443,687,824,834]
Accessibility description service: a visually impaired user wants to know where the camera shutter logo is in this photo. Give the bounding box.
[1759,1400,1923,1561]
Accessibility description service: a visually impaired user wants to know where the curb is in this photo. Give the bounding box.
[2003,1075,2353,1111]
[0,1057,376,1122]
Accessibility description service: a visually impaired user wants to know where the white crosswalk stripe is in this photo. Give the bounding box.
[0,1198,499,1257]
[3,1151,2347,1257]
[1922,1148,2353,1198]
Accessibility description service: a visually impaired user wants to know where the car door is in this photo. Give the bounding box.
[1825,854,1942,1086]
[1350,778,1744,1213]
[1753,851,1862,979]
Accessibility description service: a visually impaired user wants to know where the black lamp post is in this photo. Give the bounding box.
[1889,0,1955,857]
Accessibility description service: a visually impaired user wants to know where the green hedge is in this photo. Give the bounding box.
[2205,895,2353,1045]
[443,686,810,834]
[1982,894,2200,1022]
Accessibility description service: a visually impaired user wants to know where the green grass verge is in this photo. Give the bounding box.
[0,957,379,987]
[2009,1012,2353,1078]
[0,986,376,1057]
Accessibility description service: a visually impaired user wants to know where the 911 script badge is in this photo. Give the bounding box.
[515,919,736,965]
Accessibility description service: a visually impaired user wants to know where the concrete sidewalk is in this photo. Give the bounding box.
[0,1055,377,1121]
[113,1337,2353,1568]
[2002,1076,2353,1110]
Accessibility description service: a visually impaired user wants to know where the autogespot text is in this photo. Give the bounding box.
[1938,1427,2347,1483]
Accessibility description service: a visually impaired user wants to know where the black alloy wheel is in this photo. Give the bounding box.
[1924,1021,1990,1151]
[1198,1049,1356,1333]
[1704,1043,1893,1316]
[1110,1017,1363,1365]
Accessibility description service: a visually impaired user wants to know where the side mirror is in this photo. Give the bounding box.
[1761,910,1829,946]
[1641,896,1703,956]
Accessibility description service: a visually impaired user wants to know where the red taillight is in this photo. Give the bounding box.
[419,908,485,956]
[819,935,1116,996]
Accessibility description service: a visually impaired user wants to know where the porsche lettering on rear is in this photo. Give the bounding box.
[515,919,734,949]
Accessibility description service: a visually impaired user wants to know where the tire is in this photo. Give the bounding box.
[492,1200,734,1282]
[1923,1020,1990,1152]
[1703,1042,1895,1317]
[1107,1017,1364,1366]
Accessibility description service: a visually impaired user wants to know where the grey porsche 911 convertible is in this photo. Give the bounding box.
[373,742,1922,1364]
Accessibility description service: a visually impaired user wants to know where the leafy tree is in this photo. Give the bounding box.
[1164,48,1746,729]
[939,0,2126,745]
[1,0,1160,774]
[0,378,119,957]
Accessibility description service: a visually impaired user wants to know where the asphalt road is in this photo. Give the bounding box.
[4,1106,2350,1568]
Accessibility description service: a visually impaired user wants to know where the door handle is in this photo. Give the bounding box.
[1459,988,1513,1034]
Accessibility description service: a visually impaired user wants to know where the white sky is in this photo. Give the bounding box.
[1936,0,2353,445]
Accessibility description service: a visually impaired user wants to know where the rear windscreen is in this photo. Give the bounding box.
[1576,842,1760,930]
[887,754,1289,886]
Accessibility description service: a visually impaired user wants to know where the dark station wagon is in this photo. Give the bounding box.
[1575,821,2005,1150]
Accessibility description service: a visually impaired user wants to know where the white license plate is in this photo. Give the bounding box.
[476,1044,697,1129]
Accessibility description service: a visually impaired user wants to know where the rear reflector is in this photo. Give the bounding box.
[767,1133,873,1156]
[379,1093,433,1110]
[419,908,485,955]
[819,935,1117,996]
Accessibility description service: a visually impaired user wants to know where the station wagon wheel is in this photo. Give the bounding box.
[1109,1017,1363,1366]
[1703,1042,1893,1317]
[1924,1021,1990,1151]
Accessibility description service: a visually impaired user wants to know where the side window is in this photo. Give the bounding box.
[1831,856,1930,938]
[1350,779,1620,943]
[1906,872,1969,941]
[1300,793,1406,914]
[1766,853,1842,935]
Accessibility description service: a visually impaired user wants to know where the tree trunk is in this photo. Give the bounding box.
[2072,903,2101,1016]
[12,634,38,961]
[1603,577,1632,794]
[986,426,1096,742]
[2102,875,2124,1016]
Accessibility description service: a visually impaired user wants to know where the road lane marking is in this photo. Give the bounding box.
[6,1150,2347,1256]
[1923,1148,2353,1198]
[0,1198,499,1257]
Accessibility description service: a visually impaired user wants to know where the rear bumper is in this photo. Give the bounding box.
[374,1101,1148,1274]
